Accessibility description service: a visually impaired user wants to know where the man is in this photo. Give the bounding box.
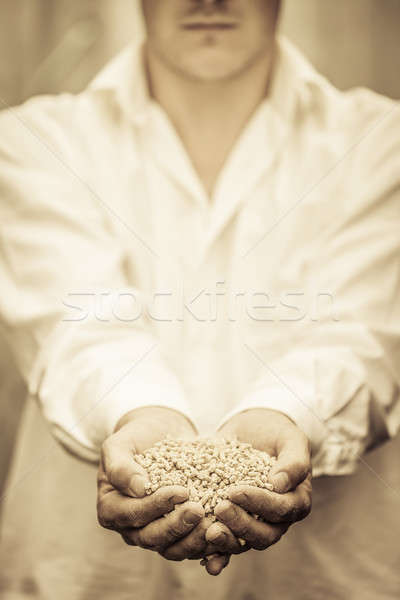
[0,0,399,598]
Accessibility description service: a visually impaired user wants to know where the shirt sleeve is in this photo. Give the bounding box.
[0,99,194,462]
[221,101,400,476]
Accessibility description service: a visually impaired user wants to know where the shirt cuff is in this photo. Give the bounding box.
[41,364,195,460]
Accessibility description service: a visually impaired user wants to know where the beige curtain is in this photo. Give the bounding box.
[282,0,400,99]
[0,0,141,105]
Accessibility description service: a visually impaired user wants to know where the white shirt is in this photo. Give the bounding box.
[0,38,399,479]
[1,36,400,600]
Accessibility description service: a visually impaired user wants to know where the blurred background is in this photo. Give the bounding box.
[0,0,399,495]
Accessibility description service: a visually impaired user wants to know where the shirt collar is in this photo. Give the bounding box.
[89,40,150,126]
[89,35,320,128]
[268,36,321,125]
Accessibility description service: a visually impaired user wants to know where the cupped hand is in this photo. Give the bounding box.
[206,408,312,566]
[97,406,208,556]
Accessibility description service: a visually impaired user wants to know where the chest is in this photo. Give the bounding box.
[94,141,342,295]
[78,108,348,299]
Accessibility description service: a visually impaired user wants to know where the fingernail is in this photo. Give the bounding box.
[209,531,226,543]
[229,491,248,503]
[183,509,202,525]
[129,474,147,497]
[219,505,235,521]
[272,472,290,493]
[171,491,189,504]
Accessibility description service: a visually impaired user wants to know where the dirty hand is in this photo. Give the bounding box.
[205,409,312,574]
[159,513,239,575]
[97,407,205,556]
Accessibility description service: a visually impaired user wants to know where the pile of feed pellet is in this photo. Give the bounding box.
[135,437,276,518]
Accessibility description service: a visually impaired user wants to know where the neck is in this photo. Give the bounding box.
[144,44,276,196]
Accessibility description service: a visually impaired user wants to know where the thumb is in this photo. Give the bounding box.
[269,429,311,493]
[102,432,149,498]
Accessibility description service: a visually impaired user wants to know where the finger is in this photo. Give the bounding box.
[204,554,231,576]
[97,486,188,530]
[161,517,211,561]
[205,521,244,554]
[214,501,289,550]
[269,429,311,493]
[229,477,312,523]
[101,433,149,497]
[123,502,204,550]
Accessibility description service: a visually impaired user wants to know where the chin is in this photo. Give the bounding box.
[180,50,248,82]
